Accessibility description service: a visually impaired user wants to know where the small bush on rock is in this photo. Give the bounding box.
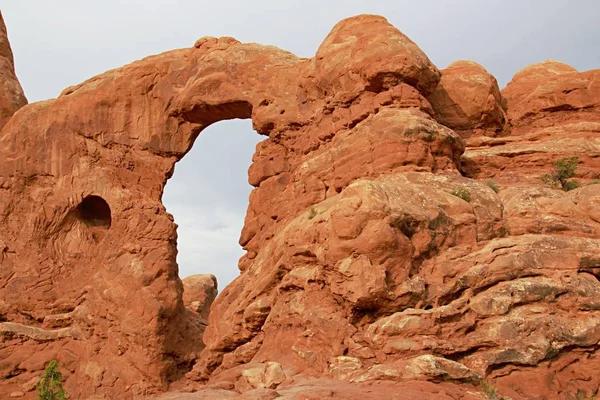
[566,387,598,400]
[562,180,580,191]
[487,180,500,193]
[540,156,579,191]
[450,188,471,202]
[37,360,68,400]
[481,381,508,400]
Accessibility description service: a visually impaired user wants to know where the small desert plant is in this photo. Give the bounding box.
[424,130,436,141]
[588,179,600,186]
[481,380,508,400]
[450,188,471,202]
[562,180,580,191]
[37,360,68,400]
[487,180,500,193]
[307,206,317,220]
[568,387,598,400]
[428,210,450,230]
[445,135,457,144]
[540,156,579,191]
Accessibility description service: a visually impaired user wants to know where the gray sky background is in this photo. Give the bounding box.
[3,1,599,291]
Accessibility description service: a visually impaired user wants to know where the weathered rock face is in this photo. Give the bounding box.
[0,13,599,400]
[463,60,600,185]
[0,11,27,131]
[428,60,506,137]
[182,275,218,320]
[502,60,600,130]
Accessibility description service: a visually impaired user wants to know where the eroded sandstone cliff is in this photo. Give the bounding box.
[0,12,26,130]
[0,13,599,400]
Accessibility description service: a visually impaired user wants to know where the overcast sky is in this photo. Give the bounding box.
[3,1,599,291]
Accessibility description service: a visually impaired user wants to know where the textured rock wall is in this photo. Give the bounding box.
[0,11,27,131]
[0,13,599,400]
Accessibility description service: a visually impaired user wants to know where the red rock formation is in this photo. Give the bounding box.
[182,275,218,320]
[463,60,600,185]
[503,60,600,131]
[0,11,27,131]
[428,60,506,137]
[0,13,599,400]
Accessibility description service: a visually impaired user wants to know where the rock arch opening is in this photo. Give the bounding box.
[163,119,262,292]
[74,195,112,229]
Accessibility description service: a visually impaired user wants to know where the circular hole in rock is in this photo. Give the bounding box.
[75,195,111,228]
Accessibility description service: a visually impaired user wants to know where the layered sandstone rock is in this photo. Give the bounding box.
[463,61,600,185]
[502,60,600,130]
[428,60,506,137]
[182,275,218,320]
[0,11,27,131]
[0,12,599,400]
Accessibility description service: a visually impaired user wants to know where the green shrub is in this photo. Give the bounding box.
[566,388,598,400]
[486,180,500,193]
[37,360,68,400]
[540,156,579,191]
[445,135,457,144]
[481,381,498,399]
[588,179,600,186]
[307,206,317,220]
[481,381,508,400]
[563,180,580,191]
[450,188,471,202]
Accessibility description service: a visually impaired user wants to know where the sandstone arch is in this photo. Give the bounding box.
[0,14,455,397]
[1,13,599,400]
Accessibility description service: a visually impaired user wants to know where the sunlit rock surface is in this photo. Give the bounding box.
[0,13,599,400]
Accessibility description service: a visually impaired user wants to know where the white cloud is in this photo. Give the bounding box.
[162,120,260,289]
[172,205,246,291]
